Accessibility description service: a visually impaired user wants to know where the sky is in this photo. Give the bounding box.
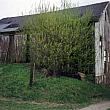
[0,0,109,19]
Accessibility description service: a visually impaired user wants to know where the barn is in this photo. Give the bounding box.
[0,1,110,84]
[0,16,27,63]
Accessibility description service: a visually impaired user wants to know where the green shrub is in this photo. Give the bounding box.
[24,8,95,76]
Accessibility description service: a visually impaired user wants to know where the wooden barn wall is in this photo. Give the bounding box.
[95,3,110,84]
[95,15,105,84]
[0,34,9,62]
[14,34,26,63]
[0,33,26,63]
[104,3,110,84]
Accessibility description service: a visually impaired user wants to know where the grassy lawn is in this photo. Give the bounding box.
[0,64,110,109]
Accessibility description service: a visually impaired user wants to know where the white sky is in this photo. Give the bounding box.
[0,0,109,19]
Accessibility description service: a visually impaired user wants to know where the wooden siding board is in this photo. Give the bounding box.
[95,11,105,83]
[95,3,110,84]
[104,3,110,84]
[0,33,26,63]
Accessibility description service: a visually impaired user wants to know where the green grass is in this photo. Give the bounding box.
[0,64,110,106]
[0,100,73,110]
[107,109,110,110]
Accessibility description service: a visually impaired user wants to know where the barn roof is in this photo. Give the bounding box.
[0,1,109,33]
[75,1,109,21]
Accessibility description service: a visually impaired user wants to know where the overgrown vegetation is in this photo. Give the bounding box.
[23,2,95,80]
[0,64,110,105]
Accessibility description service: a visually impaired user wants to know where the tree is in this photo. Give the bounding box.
[23,1,95,86]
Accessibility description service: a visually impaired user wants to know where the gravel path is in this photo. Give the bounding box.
[80,101,110,110]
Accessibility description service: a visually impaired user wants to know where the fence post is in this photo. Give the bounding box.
[29,62,35,87]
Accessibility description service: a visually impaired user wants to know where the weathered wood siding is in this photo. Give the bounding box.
[14,34,26,62]
[0,34,9,62]
[95,3,110,84]
[95,19,105,84]
[104,3,110,84]
[0,33,26,63]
